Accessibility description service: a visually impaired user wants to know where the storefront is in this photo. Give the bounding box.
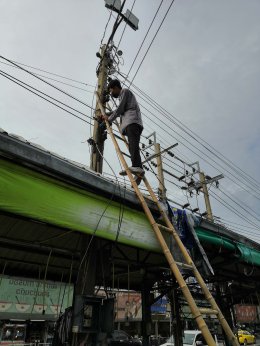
[0,275,73,344]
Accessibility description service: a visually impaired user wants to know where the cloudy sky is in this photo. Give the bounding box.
[1,0,260,243]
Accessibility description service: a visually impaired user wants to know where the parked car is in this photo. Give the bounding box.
[236,330,256,345]
[160,330,224,346]
[108,330,142,346]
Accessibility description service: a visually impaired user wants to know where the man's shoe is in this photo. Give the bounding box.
[119,167,145,176]
[129,167,145,176]
[134,175,142,186]
[119,170,127,176]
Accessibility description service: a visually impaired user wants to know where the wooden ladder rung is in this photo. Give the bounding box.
[156,223,173,233]
[199,308,219,315]
[175,261,194,270]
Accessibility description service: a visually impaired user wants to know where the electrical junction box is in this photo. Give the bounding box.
[73,295,114,334]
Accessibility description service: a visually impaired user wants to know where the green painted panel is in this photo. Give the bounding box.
[0,158,165,252]
[0,158,259,267]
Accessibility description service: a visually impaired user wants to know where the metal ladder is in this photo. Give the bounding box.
[96,93,239,346]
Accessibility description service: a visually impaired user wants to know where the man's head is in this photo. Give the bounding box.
[108,79,122,98]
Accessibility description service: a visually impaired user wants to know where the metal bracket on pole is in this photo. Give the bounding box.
[187,174,224,193]
[142,143,178,164]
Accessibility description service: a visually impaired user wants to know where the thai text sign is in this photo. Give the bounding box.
[0,275,73,316]
[234,305,257,323]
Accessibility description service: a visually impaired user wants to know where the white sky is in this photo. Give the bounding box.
[0,0,260,243]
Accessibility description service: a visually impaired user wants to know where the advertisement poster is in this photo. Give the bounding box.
[115,292,142,321]
[234,305,257,323]
[0,275,73,317]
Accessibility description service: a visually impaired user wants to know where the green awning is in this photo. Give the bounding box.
[195,227,260,266]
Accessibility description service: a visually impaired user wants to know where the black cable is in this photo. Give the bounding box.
[123,73,260,192]
[218,217,259,230]
[107,80,260,227]
[129,0,175,86]
[120,70,260,197]
[125,0,164,79]
[0,70,92,126]
[115,0,137,53]
[216,187,260,224]
[0,69,93,122]
[100,3,116,45]
[138,102,260,202]
[0,60,94,93]
[208,189,260,229]
[0,55,95,111]
[0,58,95,87]
[96,0,126,75]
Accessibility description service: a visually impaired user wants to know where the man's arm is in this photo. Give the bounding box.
[108,89,129,123]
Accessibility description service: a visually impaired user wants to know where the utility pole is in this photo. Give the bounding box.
[186,162,224,221]
[144,132,178,201]
[199,171,213,221]
[90,45,109,173]
[155,141,167,201]
[90,0,139,173]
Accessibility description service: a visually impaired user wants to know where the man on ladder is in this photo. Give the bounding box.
[102,79,144,184]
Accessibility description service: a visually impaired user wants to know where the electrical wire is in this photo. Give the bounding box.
[106,82,260,233]
[0,60,94,93]
[0,69,93,121]
[122,72,260,190]
[124,0,164,79]
[138,100,260,202]
[119,70,260,200]
[0,58,95,87]
[129,0,175,86]
[0,55,95,111]
[217,217,259,230]
[4,56,259,196]
[115,0,137,54]
[0,70,93,126]
[100,3,116,45]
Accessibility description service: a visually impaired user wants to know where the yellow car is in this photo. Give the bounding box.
[237,330,256,345]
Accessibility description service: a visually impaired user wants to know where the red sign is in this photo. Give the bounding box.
[234,305,257,323]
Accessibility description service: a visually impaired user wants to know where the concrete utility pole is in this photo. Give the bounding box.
[199,171,214,221]
[144,132,178,201]
[155,142,167,201]
[90,45,109,174]
[186,163,223,221]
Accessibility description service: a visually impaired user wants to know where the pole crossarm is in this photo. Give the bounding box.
[142,143,178,164]
[187,174,224,193]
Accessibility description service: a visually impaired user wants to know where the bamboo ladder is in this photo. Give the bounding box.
[96,93,239,346]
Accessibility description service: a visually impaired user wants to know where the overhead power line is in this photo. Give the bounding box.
[0,70,92,126]
[0,61,94,93]
[124,73,260,190]
[122,81,260,201]
[125,0,164,79]
[0,58,95,87]
[116,0,137,52]
[129,0,175,86]
[3,56,258,194]
[0,56,95,111]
